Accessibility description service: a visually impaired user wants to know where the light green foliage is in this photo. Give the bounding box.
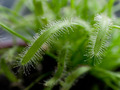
[1,0,120,90]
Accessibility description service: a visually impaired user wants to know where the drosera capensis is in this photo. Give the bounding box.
[1,0,120,89]
[44,42,72,88]
[85,14,113,65]
[61,66,91,90]
[17,18,91,74]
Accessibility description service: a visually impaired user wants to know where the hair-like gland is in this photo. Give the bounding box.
[19,18,90,71]
[86,14,112,64]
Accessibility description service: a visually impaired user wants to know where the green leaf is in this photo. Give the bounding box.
[61,66,90,90]
[0,59,18,82]
[44,43,71,87]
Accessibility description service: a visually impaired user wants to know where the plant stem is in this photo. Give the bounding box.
[0,23,30,43]
[112,25,120,29]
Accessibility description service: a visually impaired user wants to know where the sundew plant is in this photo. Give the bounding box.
[1,0,120,90]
